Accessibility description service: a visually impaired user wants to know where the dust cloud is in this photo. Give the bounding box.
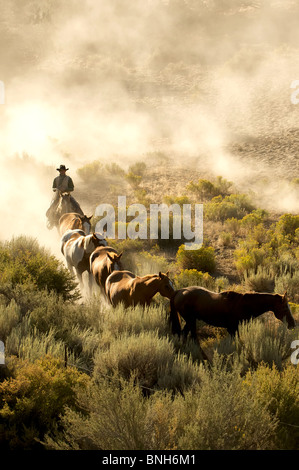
[0,0,298,254]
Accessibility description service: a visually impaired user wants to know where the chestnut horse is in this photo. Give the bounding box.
[61,229,107,292]
[90,246,123,296]
[59,212,92,236]
[105,270,175,308]
[169,286,296,339]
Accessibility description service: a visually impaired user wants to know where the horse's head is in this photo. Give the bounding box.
[273,292,296,328]
[90,232,107,249]
[57,191,71,213]
[157,271,175,299]
[81,215,92,235]
[107,251,123,273]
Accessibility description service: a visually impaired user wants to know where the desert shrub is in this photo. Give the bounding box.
[93,331,176,390]
[214,176,233,195]
[224,217,241,236]
[275,271,299,303]
[0,356,88,450]
[45,376,184,450]
[5,317,68,363]
[187,176,232,200]
[178,354,278,450]
[234,244,272,275]
[276,213,299,243]
[105,162,125,177]
[243,363,299,449]
[0,236,79,301]
[243,266,275,292]
[215,319,299,372]
[96,303,169,340]
[0,300,21,342]
[157,353,203,393]
[76,160,103,184]
[205,193,255,222]
[217,231,233,247]
[187,179,216,199]
[176,244,216,273]
[174,269,228,292]
[133,188,150,206]
[125,161,147,188]
[128,251,170,277]
[163,195,190,206]
[240,209,269,231]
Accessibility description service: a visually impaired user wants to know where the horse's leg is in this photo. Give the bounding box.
[88,272,94,296]
[189,317,198,341]
[75,268,84,291]
[66,259,75,277]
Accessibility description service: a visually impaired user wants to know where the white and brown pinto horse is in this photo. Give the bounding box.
[105,270,175,308]
[59,212,92,236]
[61,229,107,292]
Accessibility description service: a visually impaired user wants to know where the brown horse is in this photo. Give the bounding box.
[105,270,175,308]
[59,212,92,236]
[169,286,296,339]
[90,246,123,295]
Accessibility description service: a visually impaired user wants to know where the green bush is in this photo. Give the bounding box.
[205,193,255,222]
[93,331,175,390]
[276,214,299,243]
[0,236,79,301]
[176,244,216,273]
[243,363,299,449]
[174,269,228,291]
[45,376,184,450]
[76,160,103,184]
[215,319,299,372]
[243,266,275,293]
[240,209,269,231]
[187,176,232,200]
[187,179,217,199]
[125,162,147,188]
[178,355,278,450]
[0,356,88,450]
[0,300,21,342]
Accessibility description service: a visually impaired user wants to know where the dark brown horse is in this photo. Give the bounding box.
[169,286,296,339]
[90,246,123,296]
[59,212,92,236]
[105,270,175,308]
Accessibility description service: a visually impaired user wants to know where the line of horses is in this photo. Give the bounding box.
[54,207,296,347]
[59,212,175,309]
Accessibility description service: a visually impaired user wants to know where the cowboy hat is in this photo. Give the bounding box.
[56,164,69,171]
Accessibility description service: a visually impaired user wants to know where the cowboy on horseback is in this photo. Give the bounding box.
[46,165,81,229]
[52,164,74,194]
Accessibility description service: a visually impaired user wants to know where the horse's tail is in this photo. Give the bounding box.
[169,292,182,336]
[89,250,99,271]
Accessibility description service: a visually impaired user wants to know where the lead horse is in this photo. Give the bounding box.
[46,191,86,230]
[169,286,296,339]
[105,270,175,308]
